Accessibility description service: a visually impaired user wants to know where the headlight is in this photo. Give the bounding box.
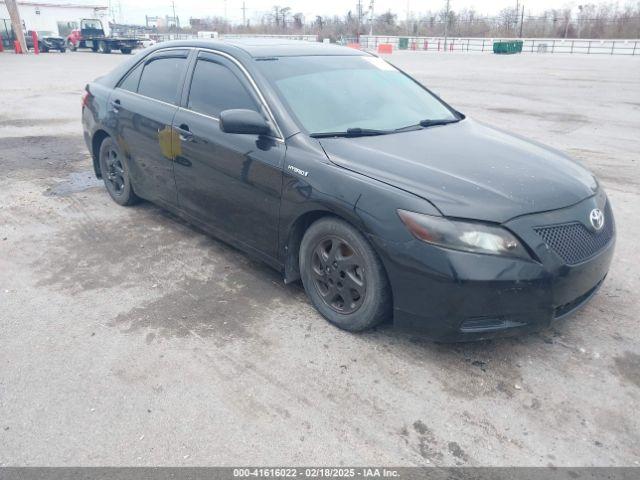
[397,209,530,259]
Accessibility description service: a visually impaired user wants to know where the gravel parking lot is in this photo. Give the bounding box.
[1,49,639,466]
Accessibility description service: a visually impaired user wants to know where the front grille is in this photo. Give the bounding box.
[534,202,614,265]
[459,317,526,333]
[554,277,604,318]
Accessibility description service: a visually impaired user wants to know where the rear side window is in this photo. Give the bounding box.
[138,56,186,104]
[119,62,143,92]
[187,59,258,118]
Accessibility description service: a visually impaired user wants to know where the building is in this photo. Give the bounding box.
[145,14,179,29]
[1,0,108,47]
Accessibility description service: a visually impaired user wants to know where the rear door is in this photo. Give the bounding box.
[172,50,285,258]
[110,48,189,206]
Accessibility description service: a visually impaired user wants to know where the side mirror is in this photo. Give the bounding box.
[219,109,271,135]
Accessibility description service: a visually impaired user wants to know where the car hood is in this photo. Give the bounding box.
[42,36,64,41]
[319,119,597,223]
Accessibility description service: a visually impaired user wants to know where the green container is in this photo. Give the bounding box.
[493,40,523,54]
[398,37,409,50]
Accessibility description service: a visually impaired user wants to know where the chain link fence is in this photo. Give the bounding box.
[360,35,639,55]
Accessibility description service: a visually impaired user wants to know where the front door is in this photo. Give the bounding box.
[110,49,189,206]
[172,51,285,258]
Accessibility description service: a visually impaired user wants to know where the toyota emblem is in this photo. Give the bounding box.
[589,208,605,231]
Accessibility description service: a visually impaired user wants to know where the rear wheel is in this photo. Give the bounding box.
[97,40,111,54]
[67,40,77,51]
[59,47,66,53]
[300,217,391,332]
[98,137,139,206]
[120,47,132,54]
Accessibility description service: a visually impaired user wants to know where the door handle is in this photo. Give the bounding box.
[110,99,121,113]
[177,124,193,142]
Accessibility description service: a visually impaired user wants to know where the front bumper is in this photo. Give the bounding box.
[373,192,615,342]
[42,39,66,50]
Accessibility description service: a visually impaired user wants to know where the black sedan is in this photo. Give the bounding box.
[26,30,66,52]
[81,39,615,341]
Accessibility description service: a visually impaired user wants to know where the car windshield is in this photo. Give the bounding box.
[37,31,55,37]
[82,20,101,29]
[257,55,458,135]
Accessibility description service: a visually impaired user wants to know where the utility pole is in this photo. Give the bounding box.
[242,1,247,27]
[519,4,524,38]
[5,0,27,53]
[171,0,176,30]
[406,0,410,35]
[443,0,450,51]
[577,4,583,38]
[356,0,362,40]
[563,9,570,38]
[369,0,374,36]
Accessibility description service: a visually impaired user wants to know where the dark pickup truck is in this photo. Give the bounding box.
[67,19,139,54]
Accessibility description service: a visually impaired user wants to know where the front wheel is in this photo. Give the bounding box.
[67,40,77,51]
[97,40,111,54]
[299,217,391,332]
[120,47,132,54]
[98,137,139,206]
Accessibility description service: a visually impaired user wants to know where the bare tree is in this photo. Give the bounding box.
[178,1,640,40]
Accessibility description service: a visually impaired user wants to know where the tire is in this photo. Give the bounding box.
[59,47,66,53]
[98,137,139,206]
[120,47,132,54]
[40,44,48,53]
[67,40,77,51]
[299,217,391,332]
[98,40,111,54]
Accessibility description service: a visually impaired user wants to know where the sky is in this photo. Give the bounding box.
[106,0,616,26]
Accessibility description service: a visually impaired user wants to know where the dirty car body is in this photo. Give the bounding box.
[81,40,615,341]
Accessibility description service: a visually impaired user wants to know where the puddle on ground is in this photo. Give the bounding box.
[45,170,102,196]
[0,117,75,128]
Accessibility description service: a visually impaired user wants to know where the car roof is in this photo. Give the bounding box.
[149,38,368,58]
[224,38,366,57]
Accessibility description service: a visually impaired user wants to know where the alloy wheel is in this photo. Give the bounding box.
[105,148,125,195]
[310,235,366,314]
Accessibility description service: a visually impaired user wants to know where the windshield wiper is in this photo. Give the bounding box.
[391,118,462,133]
[310,128,390,138]
[393,124,424,133]
[310,119,461,138]
[419,118,461,127]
